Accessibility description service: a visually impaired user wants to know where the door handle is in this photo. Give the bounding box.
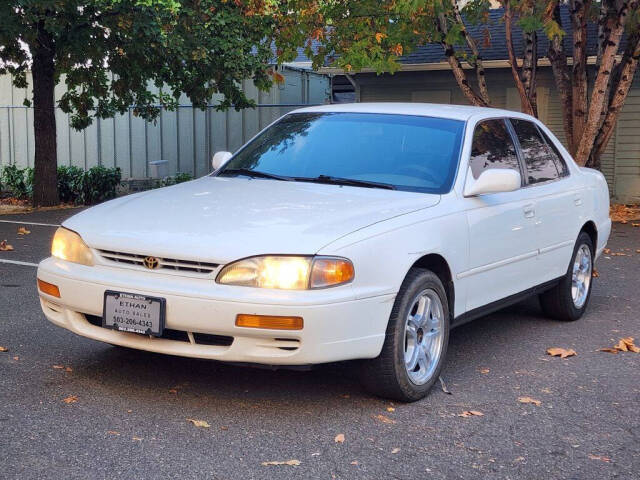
[574,194,583,206]
[523,204,535,218]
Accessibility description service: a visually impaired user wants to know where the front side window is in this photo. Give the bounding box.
[217,112,465,194]
[469,119,520,179]
[510,119,560,184]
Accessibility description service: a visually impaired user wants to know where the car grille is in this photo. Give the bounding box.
[84,314,233,347]
[97,249,219,275]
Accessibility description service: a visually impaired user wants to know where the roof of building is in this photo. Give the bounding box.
[290,102,533,121]
[398,6,604,65]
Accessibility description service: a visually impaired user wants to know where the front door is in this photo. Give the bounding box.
[460,119,539,312]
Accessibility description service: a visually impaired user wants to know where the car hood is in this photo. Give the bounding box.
[64,177,440,263]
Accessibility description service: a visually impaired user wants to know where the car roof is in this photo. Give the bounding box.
[290,102,530,122]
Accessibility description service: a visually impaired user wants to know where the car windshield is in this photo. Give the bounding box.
[217,112,465,193]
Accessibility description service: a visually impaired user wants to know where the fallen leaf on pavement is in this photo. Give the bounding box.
[546,347,577,358]
[518,396,541,406]
[391,448,400,454]
[17,227,31,235]
[592,269,599,277]
[65,367,72,372]
[63,395,78,404]
[261,460,301,466]
[479,368,490,374]
[107,431,120,436]
[0,346,8,352]
[600,337,640,354]
[13,356,18,360]
[458,410,484,418]
[0,240,14,251]
[588,454,611,463]
[334,433,345,443]
[186,418,210,428]
[132,436,143,441]
[168,388,178,394]
[632,223,640,227]
[598,347,619,354]
[373,414,396,424]
[386,407,395,412]
[350,460,359,465]
[53,365,64,369]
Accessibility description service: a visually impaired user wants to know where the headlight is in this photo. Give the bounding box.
[216,255,354,290]
[51,227,94,266]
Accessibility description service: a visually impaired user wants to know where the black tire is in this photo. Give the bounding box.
[539,231,594,322]
[360,269,450,402]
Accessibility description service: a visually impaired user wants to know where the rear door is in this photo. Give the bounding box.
[461,119,540,311]
[508,119,584,281]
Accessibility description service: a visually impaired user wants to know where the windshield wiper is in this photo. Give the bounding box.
[218,168,293,181]
[294,174,396,190]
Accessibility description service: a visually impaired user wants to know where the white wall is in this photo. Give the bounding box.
[0,67,330,178]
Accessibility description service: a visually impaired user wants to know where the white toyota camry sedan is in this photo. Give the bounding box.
[37,103,611,401]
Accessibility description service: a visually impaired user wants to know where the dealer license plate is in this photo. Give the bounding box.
[102,291,165,336]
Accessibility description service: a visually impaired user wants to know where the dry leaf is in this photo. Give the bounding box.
[350,461,359,465]
[391,448,401,454]
[518,396,541,406]
[588,454,611,463]
[600,337,640,354]
[479,368,490,374]
[334,433,345,444]
[458,410,484,417]
[186,418,210,428]
[65,367,72,372]
[13,356,19,361]
[546,347,577,359]
[17,227,30,235]
[107,431,120,436]
[0,240,14,251]
[375,32,387,43]
[614,339,629,352]
[168,388,178,394]
[592,269,599,278]
[261,460,301,467]
[439,375,452,394]
[598,347,619,354]
[132,436,143,441]
[386,407,395,412]
[0,346,8,352]
[604,248,611,254]
[53,365,64,369]
[632,223,640,227]
[63,395,78,404]
[373,414,396,424]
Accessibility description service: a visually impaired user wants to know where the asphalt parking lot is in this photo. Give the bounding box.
[1,209,639,479]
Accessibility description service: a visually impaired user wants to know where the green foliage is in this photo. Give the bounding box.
[56,166,86,203]
[1,165,33,198]
[81,166,122,205]
[161,172,194,187]
[0,1,279,129]
[1,164,121,205]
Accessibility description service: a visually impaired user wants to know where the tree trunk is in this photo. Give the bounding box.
[548,4,574,155]
[569,0,590,152]
[504,0,535,115]
[574,0,634,165]
[31,42,58,207]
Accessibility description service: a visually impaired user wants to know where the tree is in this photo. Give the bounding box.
[283,0,640,168]
[0,0,278,206]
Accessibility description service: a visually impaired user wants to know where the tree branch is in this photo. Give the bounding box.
[451,0,491,105]
[569,0,591,151]
[503,0,535,115]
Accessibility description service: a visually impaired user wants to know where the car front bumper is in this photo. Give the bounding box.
[37,257,395,365]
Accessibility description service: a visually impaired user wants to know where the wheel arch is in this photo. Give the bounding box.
[409,253,455,321]
[580,220,598,250]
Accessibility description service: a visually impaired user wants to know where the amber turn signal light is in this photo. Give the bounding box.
[37,279,60,298]
[235,314,303,330]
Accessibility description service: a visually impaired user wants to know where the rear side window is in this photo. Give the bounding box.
[469,119,520,179]
[510,119,560,184]
[539,128,569,177]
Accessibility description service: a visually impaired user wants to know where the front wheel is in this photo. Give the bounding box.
[361,269,449,402]
[539,231,594,321]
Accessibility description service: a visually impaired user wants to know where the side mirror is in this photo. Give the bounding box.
[211,151,232,171]
[464,168,521,197]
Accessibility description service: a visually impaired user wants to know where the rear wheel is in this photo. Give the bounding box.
[539,232,594,321]
[361,269,449,402]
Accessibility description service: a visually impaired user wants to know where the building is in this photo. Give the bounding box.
[323,8,640,203]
